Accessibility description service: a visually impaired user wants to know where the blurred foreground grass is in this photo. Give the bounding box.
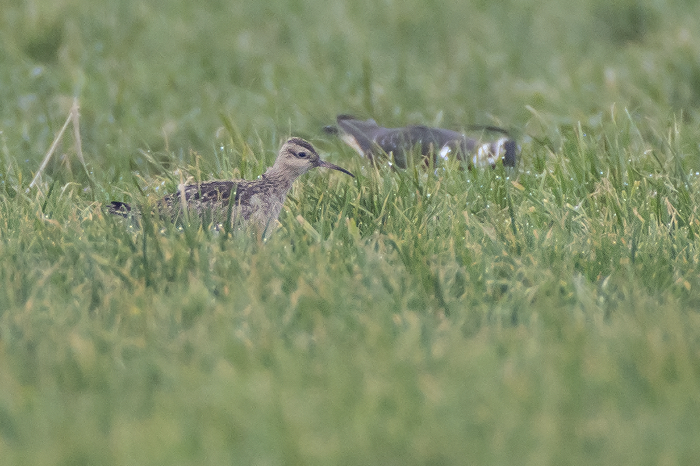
[2,0,700,464]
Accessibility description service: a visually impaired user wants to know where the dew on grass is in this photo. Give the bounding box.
[18,94,37,111]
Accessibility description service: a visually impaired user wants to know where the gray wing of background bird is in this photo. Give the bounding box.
[370,125,466,168]
[330,115,518,169]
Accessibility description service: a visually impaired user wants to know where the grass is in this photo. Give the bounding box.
[2,0,700,464]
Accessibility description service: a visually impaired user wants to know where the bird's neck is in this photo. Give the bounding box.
[261,166,297,195]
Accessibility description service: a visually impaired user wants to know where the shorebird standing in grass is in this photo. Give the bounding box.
[108,137,354,238]
[325,115,518,170]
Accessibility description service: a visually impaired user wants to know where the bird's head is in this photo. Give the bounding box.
[274,137,354,179]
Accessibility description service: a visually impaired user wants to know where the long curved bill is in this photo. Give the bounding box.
[318,160,355,177]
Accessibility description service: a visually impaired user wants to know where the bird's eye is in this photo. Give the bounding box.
[297,151,308,158]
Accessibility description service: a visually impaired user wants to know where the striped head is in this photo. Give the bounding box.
[271,137,354,179]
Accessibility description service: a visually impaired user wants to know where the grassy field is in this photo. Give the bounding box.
[2,0,700,464]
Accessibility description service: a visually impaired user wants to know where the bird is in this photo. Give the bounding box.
[108,137,354,238]
[324,115,518,169]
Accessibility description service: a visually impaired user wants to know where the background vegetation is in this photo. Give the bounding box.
[1,0,700,464]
